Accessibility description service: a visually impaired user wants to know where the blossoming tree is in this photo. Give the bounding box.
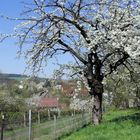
[2,0,140,124]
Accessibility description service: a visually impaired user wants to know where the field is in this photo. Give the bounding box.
[62,109,140,140]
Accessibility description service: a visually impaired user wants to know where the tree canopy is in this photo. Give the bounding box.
[7,0,139,74]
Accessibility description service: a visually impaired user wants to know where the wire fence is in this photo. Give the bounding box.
[1,111,91,140]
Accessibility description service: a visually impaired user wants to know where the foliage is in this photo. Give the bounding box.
[0,93,26,112]
[104,67,140,108]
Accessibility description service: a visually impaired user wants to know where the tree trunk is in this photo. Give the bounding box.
[92,92,103,125]
[88,79,103,125]
[85,52,103,125]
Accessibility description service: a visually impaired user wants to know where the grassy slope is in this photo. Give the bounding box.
[62,109,140,140]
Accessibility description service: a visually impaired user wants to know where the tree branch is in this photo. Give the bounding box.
[105,52,129,77]
[58,39,87,64]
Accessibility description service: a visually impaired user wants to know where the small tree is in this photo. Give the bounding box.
[104,68,133,108]
[2,0,140,124]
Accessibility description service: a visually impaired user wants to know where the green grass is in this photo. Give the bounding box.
[62,109,140,140]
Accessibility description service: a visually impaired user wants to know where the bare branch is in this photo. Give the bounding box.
[58,39,87,64]
[105,52,129,77]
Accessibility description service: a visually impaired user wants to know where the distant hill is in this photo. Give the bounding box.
[0,73,27,81]
[0,73,47,84]
[6,74,27,81]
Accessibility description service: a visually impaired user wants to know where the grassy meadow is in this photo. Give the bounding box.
[62,109,140,140]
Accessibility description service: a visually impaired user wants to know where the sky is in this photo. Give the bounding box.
[0,0,73,78]
[0,0,24,74]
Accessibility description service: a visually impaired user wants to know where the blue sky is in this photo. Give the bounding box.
[0,0,73,78]
[0,0,27,74]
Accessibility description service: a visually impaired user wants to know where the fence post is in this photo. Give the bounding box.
[29,110,32,140]
[38,111,40,124]
[82,110,85,127]
[53,115,56,139]
[48,109,51,120]
[24,112,26,127]
[73,116,77,130]
[58,109,61,118]
[0,115,4,140]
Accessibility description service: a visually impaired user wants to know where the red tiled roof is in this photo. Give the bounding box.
[61,81,88,96]
[39,98,59,108]
[61,82,76,96]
